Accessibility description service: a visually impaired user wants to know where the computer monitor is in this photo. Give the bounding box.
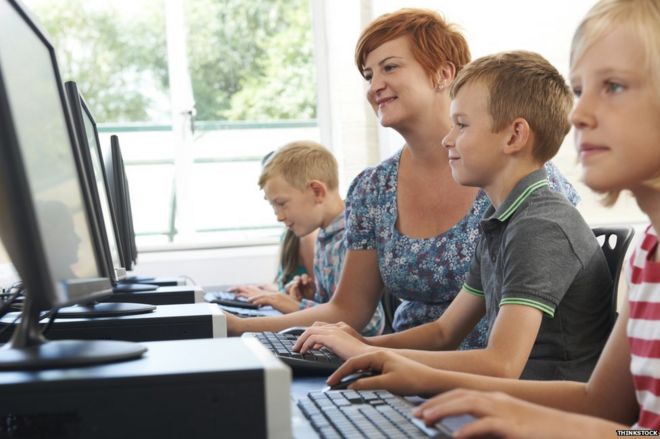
[62,81,156,315]
[114,135,139,267]
[66,82,125,282]
[0,0,146,369]
[103,135,135,270]
[102,134,166,285]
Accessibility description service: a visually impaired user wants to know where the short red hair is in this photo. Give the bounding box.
[355,8,471,86]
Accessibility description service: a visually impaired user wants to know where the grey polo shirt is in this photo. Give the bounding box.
[464,168,613,382]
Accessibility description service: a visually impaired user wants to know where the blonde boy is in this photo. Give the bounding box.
[255,141,384,335]
[441,51,614,380]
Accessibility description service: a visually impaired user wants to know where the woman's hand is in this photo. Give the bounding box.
[224,311,245,336]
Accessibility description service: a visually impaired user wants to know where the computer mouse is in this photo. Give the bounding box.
[324,370,379,391]
[277,326,308,336]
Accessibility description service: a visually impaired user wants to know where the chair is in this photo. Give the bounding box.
[380,289,401,334]
[592,227,635,316]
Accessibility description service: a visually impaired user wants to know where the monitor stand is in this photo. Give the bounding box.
[123,275,155,283]
[121,276,181,287]
[113,282,158,293]
[56,301,156,318]
[0,294,146,370]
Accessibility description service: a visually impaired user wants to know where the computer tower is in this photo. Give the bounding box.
[101,285,206,305]
[0,337,291,438]
[0,303,226,342]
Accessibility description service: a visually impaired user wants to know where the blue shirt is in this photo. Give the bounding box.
[345,149,580,349]
[300,212,385,336]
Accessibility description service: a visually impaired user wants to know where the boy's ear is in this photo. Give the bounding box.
[503,117,532,155]
[308,180,327,202]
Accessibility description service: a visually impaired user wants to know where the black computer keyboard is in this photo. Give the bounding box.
[245,331,343,373]
[204,291,260,309]
[298,389,475,438]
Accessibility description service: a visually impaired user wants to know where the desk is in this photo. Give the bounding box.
[291,376,326,438]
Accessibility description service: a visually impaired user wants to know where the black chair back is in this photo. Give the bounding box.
[592,227,635,316]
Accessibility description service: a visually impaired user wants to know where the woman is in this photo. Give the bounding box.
[225,9,577,342]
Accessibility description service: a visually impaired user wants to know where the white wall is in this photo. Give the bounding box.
[132,244,280,287]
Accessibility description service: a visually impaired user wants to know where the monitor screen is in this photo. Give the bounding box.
[106,135,136,270]
[119,143,139,265]
[0,0,145,370]
[66,81,126,282]
[0,0,111,307]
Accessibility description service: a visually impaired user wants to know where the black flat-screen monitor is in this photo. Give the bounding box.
[65,82,125,283]
[63,81,156,315]
[105,136,162,285]
[105,135,139,270]
[116,136,139,268]
[0,0,146,369]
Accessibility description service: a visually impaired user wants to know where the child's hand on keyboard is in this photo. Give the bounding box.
[293,322,371,359]
[413,388,603,439]
[327,350,439,396]
[232,284,277,299]
[249,292,301,314]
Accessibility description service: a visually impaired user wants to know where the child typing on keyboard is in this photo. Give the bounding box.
[225,141,385,335]
[230,229,317,312]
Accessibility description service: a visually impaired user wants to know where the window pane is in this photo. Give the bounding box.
[24,0,170,124]
[192,161,276,231]
[98,129,175,163]
[125,165,175,235]
[22,0,320,247]
[185,0,316,122]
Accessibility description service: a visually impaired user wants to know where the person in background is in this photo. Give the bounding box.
[225,9,577,342]
[232,140,385,334]
[231,229,318,313]
[229,150,318,314]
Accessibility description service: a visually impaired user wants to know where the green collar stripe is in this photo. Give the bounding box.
[463,283,485,297]
[499,297,555,317]
[497,180,549,221]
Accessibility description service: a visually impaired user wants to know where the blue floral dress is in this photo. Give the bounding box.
[345,150,580,349]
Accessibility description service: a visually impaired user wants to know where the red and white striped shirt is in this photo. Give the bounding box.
[628,225,660,430]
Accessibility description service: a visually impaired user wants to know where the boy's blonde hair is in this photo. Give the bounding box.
[355,8,470,87]
[571,0,660,204]
[450,51,573,164]
[258,140,338,191]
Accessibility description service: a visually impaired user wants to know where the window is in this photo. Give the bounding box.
[24,0,319,249]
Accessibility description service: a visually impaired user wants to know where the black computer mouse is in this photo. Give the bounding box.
[277,326,308,336]
[325,370,379,391]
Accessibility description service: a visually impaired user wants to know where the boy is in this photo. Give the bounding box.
[226,141,384,335]
[300,51,613,383]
